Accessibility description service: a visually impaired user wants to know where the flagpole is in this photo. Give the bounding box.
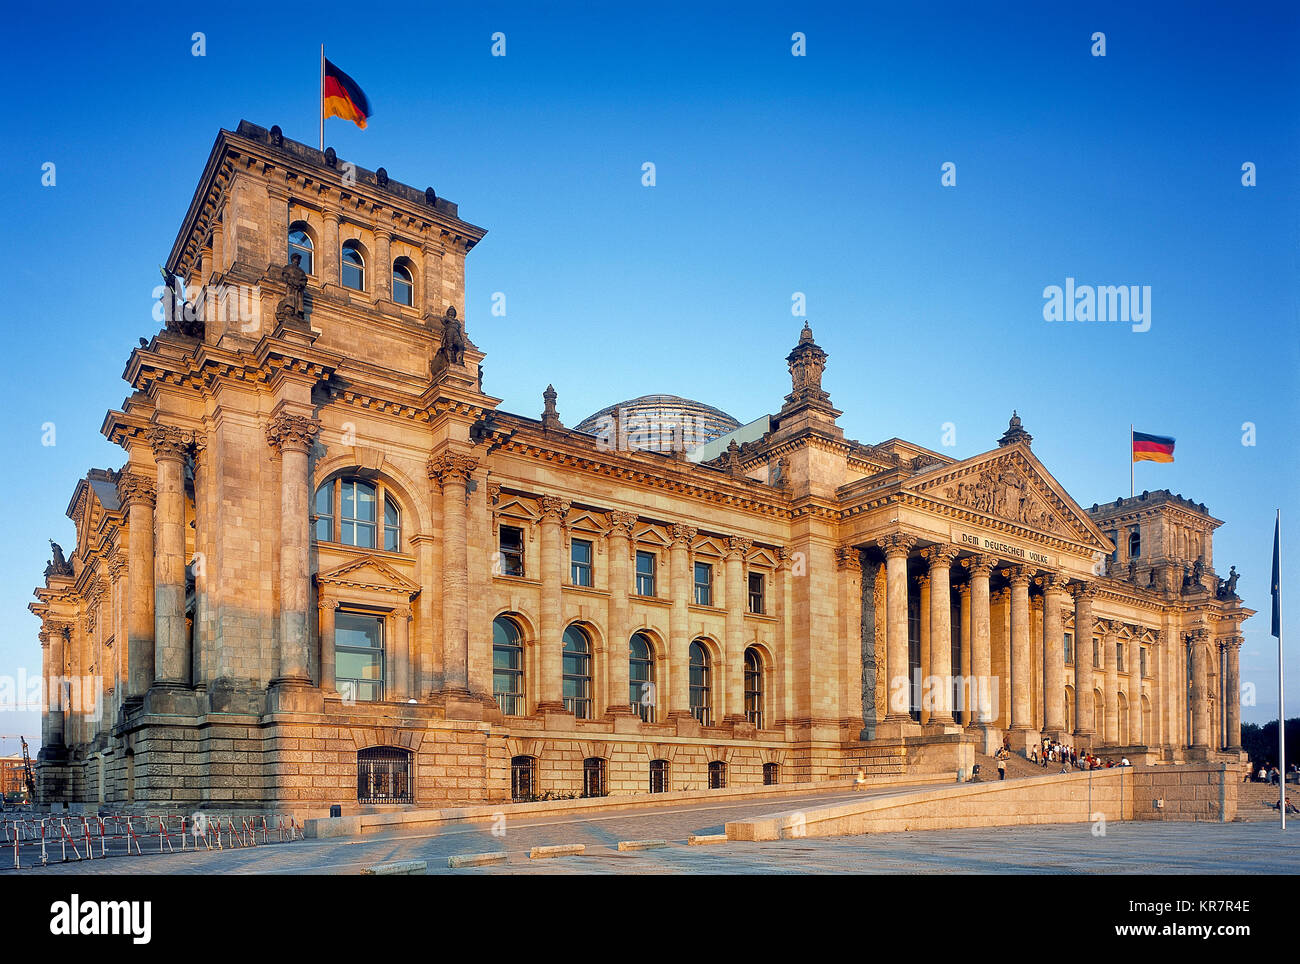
[1279,509,1286,830]
[1130,424,1134,498]
[319,44,325,151]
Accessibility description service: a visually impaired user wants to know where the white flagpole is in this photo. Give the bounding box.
[1130,424,1134,498]
[319,44,325,151]
[1279,509,1286,830]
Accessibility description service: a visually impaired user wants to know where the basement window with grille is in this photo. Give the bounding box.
[357,746,413,804]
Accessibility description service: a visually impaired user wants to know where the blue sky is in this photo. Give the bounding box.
[1,0,1296,747]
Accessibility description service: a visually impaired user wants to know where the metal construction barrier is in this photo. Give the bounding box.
[0,813,304,869]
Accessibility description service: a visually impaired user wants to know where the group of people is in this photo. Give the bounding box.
[1028,739,1130,773]
[1247,763,1298,785]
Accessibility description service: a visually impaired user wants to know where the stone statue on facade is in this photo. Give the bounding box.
[275,253,309,325]
[437,306,466,366]
[45,540,73,578]
[159,266,203,337]
[1216,565,1241,599]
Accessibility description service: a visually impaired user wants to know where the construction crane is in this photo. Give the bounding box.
[0,735,38,804]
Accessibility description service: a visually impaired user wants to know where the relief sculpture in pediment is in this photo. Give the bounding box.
[944,467,1059,532]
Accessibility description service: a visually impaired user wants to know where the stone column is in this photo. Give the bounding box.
[428,452,479,697]
[1190,628,1210,748]
[45,628,67,748]
[724,536,754,724]
[1041,573,1069,737]
[667,524,697,720]
[1072,584,1097,741]
[921,545,959,727]
[319,598,338,693]
[1005,566,1035,748]
[149,426,190,688]
[266,413,320,689]
[958,583,972,724]
[1103,622,1120,744]
[605,511,637,717]
[375,232,392,301]
[877,533,917,726]
[963,554,996,728]
[836,544,864,730]
[535,495,570,710]
[1224,635,1243,749]
[917,574,930,724]
[117,472,156,702]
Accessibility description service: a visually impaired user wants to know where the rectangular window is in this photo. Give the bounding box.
[314,483,334,543]
[748,571,765,614]
[635,551,656,596]
[1141,646,1148,678]
[499,525,524,577]
[341,480,377,548]
[1093,637,1101,669]
[694,562,713,606]
[1064,632,1073,665]
[570,538,593,587]
[1117,641,1125,671]
[335,612,384,702]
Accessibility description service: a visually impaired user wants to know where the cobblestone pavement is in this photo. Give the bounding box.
[5,784,1295,875]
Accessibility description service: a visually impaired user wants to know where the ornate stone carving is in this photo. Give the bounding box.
[835,545,862,572]
[116,472,156,509]
[266,413,321,454]
[607,510,638,538]
[427,452,479,487]
[1039,572,1071,595]
[724,440,744,478]
[725,536,754,559]
[784,322,831,407]
[920,544,960,568]
[1072,581,1098,603]
[539,495,572,521]
[1001,565,1032,586]
[148,425,191,462]
[942,464,1058,531]
[486,481,502,505]
[876,532,918,559]
[997,410,1033,448]
[435,305,466,367]
[962,553,997,577]
[540,384,562,431]
[669,524,697,547]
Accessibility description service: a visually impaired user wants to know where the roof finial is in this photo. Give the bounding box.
[998,410,1032,448]
[541,384,562,431]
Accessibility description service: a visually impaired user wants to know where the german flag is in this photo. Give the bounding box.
[1133,431,1175,464]
[323,58,371,130]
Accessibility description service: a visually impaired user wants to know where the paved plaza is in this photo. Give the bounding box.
[5,786,1295,875]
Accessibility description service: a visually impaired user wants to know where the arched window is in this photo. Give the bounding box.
[312,477,401,551]
[743,647,763,728]
[392,260,414,306]
[562,625,592,719]
[1128,527,1141,559]
[629,632,656,722]
[510,755,536,801]
[583,757,606,798]
[341,240,366,291]
[708,760,726,789]
[689,640,711,725]
[649,759,669,793]
[288,224,314,275]
[763,762,778,785]
[492,617,524,715]
[357,746,412,804]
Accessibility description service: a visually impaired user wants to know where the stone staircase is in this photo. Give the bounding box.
[973,752,1052,781]
[1236,780,1296,821]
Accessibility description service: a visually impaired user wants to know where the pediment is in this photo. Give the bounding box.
[909,445,1111,551]
[495,497,539,523]
[567,510,605,533]
[316,554,421,594]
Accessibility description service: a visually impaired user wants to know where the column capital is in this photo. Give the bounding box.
[148,424,191,463]
[539,495,572,521]
[669,524,697,548]
[607,510,638,539]
[962,553,997,577]
[1037,572,1072,595]
[776,545,794,569]
[1071,581,1099,603]
[116,471,156,509]
[392,607,413,620]
[1001,565,1032,587]
[1221,634,1245,649]
[427,451,479,487]
[920,544,960,569]
[877,532,918,559]
[726,536,754,559]
[1189,626,1211,641]
[266,413,321,454]
[835,545,862,572]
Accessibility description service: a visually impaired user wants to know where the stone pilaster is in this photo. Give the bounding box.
[148,425,190,691]
[1103,621,1120,745]
[723,535,754,725]
[667,524,697,721]
[1224,635,1243,749]
[604,511,637,717]
[1190,628,1210,749]
[534,495,570,712]
[319,598,339,693]
[835,544,863,731]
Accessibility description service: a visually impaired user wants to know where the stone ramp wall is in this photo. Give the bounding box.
[725,763,1234,840]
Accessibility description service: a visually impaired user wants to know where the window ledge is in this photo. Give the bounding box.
[494,574,540,587]
[562,584,609,599]
[315,542,413,562]
[631,595,671,608]
[688,604,725,616]
[744,611,777,622]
